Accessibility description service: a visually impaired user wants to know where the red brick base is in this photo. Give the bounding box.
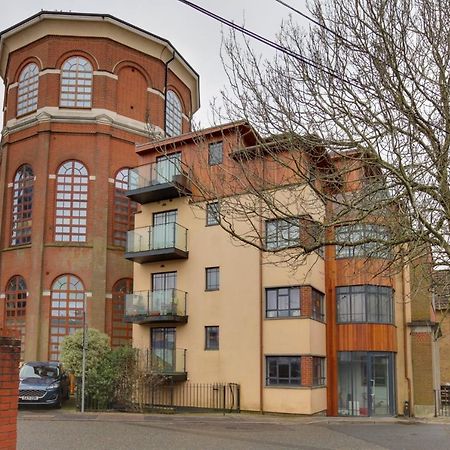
[0,329,21,450]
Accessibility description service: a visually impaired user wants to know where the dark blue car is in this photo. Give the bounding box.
[19,361,70,408]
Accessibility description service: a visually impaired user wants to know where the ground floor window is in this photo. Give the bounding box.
[313,357,326,386]
[266,356,301,386]
[338,351,395,417]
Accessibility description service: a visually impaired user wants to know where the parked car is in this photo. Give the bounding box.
[18,361,70,408]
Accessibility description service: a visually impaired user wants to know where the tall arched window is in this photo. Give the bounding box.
[111,279,133,347]
[49,274,85,361]
[55,161,88,242]
[11,164,34,246]
[5,275,27,359]
[60,56,93,108]
[17,63,39,116]
[165,90,182,137]
[113,168,137,247]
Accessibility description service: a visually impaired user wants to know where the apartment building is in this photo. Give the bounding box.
[124,122,438,416]
[0,11,199,361]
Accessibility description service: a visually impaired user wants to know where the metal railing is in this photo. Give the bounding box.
[126,223,188,253]
[437,385,450,416]
[128,161,190,190]
[125,289,187,318]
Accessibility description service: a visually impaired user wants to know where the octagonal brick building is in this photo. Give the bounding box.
[0,11,199,361]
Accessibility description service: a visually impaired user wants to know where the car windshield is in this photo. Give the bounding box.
[20,364,59,379]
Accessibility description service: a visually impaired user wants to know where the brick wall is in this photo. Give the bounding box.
[0,329,21,450]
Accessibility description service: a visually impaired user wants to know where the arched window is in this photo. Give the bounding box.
[5,276,27,359]
[165,90,182,137]
[17,63,39,116]
[55,161,88,242]
[60,56,93,108]
[49,274,85,361]
[11,164,34,246]
[113,169,137,247]
[111,279,133,347]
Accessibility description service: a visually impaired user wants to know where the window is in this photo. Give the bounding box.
[55,161,88,242]
[313,357,326,386]
[312,289,325,322]
[111,279,133,348]
[60,56,93,108]
[165,90,182,137]
[5,276,27,359]
[265,218,300,250]
[205,267,220,291]
[113,168,136,247]
[336,285,393,324]
[265,287,300,318]
[335,224,391,259]
[206,202,220,226]
[17,63,39,116]
[205,326,219,350]
[266,356,301,386]
[208,142,223,165]
[11,164,34,246]
[49,274,85,361]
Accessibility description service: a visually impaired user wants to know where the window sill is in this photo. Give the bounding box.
[204,348,219,351]
[3,244,32,252]
[264,385,327,390]
[205,288,220,292]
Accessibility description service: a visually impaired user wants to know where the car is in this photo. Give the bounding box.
[18,361,70,408]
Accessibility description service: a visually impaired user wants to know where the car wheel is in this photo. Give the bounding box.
[55,394,62,409]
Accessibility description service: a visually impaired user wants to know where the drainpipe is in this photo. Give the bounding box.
[163,50,176,135]
[259,157,265,414]
[402,261,412,416]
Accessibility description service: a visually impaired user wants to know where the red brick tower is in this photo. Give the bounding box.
[0,11,199,361]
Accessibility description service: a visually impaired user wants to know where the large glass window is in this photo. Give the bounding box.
[265,218,300,250]
[266,356,301,386]
[11,164,34,246]
[336,285,393,323]
[17,63,39,116]
[335,224,391,259]
[49,275,85,361]
[5,275,27,359]
[111,279,133,348]
[60,56,93,108]
[265,287,300,318]
[165,90,182,137]
[55,161,88,242]
[113,168,136,247]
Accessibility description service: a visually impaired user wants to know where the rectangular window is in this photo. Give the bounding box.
[265,218,300,250]
[208,142,223,165]
[205,267,220,291]
[312,289,325,322]
[336,285,393,324]
[335,224,391,259]
[205,326,219,350]
[266,356,301,386]
[313,357,326,386]
[206,202,220,226]
[265,287,300,318]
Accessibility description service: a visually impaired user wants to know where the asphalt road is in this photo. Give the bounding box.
[17,410,450,450]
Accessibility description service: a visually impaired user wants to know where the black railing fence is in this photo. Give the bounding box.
[436,385,450,416]
[76,381,240,413]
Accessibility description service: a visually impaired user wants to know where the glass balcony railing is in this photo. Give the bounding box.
[125,223,188,263]
[125,289,188,323]
[127,161,191,203]
[139,348,187,378]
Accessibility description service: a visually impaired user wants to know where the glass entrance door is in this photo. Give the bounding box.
[151,327,176,372]
[152,210,177,249]
[152,272,177,315]
[338,352,395,417]
[156,153,181,184]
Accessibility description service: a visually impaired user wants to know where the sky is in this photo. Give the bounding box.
[0,0,308,128]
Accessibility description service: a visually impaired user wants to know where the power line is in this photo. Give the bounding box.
[176,0,362,90]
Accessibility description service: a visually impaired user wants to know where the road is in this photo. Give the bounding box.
[18,410,450,450]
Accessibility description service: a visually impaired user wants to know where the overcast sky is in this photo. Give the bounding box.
[0,0,308,128]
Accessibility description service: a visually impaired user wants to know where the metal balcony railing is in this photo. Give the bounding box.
[139,348,187,378]
[125,289,187,323]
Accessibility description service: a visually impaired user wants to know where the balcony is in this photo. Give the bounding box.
[125,223,188,263]
[127,162,191,204]
[125,289,188,324]
[139,348,187,381]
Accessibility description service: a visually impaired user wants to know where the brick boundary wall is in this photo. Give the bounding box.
[0,329,21,450]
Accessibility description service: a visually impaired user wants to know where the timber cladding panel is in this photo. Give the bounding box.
[0,330,21,450]
[337,323,397,352]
